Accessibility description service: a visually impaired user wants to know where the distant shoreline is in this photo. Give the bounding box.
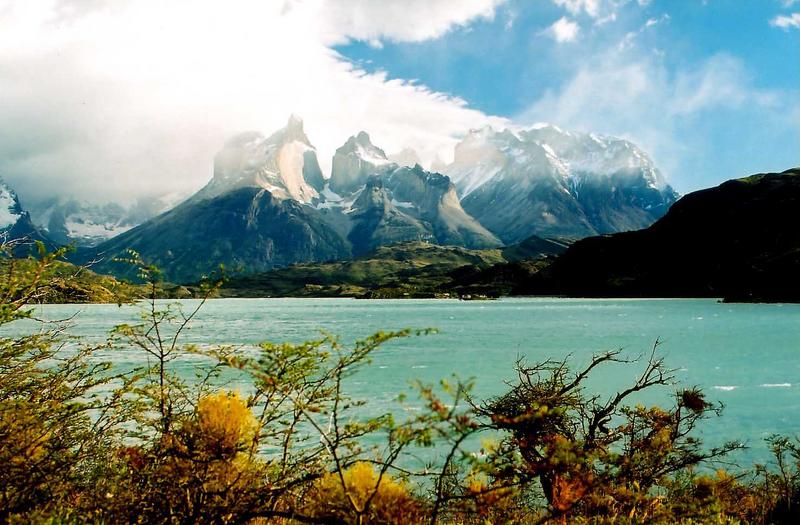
[31,294,799,306]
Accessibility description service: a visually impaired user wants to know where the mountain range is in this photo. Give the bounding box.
[26,194,183,248]
[3,116,678,283]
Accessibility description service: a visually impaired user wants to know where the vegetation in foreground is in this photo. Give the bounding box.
[2,242,800,524]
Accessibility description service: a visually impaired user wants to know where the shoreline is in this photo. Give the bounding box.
[29,294,800,306]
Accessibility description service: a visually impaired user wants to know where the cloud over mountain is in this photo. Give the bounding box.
[0,0,505,205]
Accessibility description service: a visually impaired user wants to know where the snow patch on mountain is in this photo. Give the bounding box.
[26,193,184,247]
[444,126,511,197]
[446,126,572,198]
[314,184,357,212]
[0,181,22,230]
[444,124,670,198]
[328,131,396,196]
[520,125,668,190]
[390,198,415,209]
[319,185,343,202]
[355,137,390,167]
[64,218,134,241]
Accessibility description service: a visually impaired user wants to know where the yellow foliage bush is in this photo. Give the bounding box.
[195,390,257,457]
[0,402,50,467]
[104,391,265,522]
[302,461,427,524]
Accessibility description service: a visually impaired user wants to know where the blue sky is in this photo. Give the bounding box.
[336,0,800,193]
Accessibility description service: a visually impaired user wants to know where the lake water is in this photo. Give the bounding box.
[10,297,800,467]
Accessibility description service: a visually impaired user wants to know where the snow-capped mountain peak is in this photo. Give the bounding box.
[527,122,569,134]
[444,124,679,243]
[0,179,24,231]
[519,126,668,190]
[345,131,391,165]
[274,113,312,146]
[25,193,184,247]
[448,124,670,198]
[197,115,323,204]
[329,131,394,195]
[447,126,525,197]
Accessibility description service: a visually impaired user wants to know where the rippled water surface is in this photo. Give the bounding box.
[11,297,800,465]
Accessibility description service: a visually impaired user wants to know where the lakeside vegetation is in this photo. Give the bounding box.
[0,243,208,304]
[2,244,800,524]
[1,246,141,304]
[4,240,557,302]
[216,240,563,299]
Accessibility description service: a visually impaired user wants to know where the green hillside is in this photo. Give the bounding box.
[518,168,800,302]
[1,256,145,304]
[217,242,501,298]
[219,238,566,299]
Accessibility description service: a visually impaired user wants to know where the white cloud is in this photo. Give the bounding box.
[552,0,653,26]
[516,53,796,189]
[619,14,669,49]
[0,0,506,204]
[770,12,800,29]
[594,12,617,26]
[311,0,504,44]
[546,16,581,42]
[553,0,601,18]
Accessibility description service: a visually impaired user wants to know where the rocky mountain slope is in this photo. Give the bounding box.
[328,131,393,196]
[322,132,501,254]
[26,194,182,247]
[87,186,350,283]
[0,179,52,252]
[194,114,324,204]
[443,125,678,243]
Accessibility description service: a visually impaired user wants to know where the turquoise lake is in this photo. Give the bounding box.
[12,297,800,467]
